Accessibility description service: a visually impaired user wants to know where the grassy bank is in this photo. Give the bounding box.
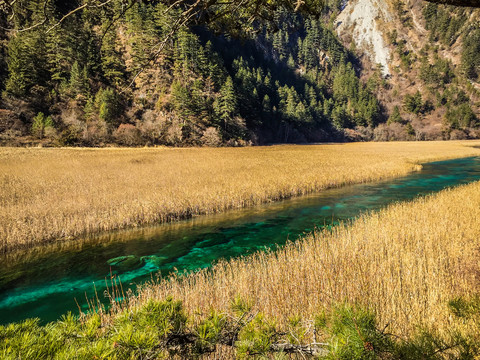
[131,178,480,339]
[2,141,480,253]
[3,175,480,358]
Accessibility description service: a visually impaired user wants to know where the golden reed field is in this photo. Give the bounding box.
[2,141,480,253]
[128,179,480,343]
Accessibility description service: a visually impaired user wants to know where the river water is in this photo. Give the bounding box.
[2,156,480,325]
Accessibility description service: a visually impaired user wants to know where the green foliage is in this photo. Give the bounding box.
[215,76,238,131]
[0,297,187,360]
[114,298,187,336]
[0,1,390,145]
[393,329,453,359]
[403,91,424,115]
[332,63,380,127]
[445,103,478,129]
[315,304,393,359]
[95,88,122,125]
[68,61,89,98]
[405,122,416,137]
[286,315,308,345]
[423,3,468,45]
[393,0,412,28]
[4,296,480,358]
[388,105,404,124]
[0,318,61,360]
[445,296,480,358]
[396,40,415,70]
[100,20,125,87]
[461,28,480,80]
[236,313,277,358]
[420,55,454,87]
[31,112,54,139]
[194,310,226,353]
[5,30,47,98]
[231,295,253,317]
[1,0,477,146]
[449,296,480,318]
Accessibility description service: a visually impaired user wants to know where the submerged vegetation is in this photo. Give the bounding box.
[4,177,480,358]
[2,141,480,253]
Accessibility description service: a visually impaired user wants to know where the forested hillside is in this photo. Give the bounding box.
[0,0,479,146]
[348,0,480,141]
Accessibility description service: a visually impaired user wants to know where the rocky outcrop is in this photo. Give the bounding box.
[336,0,392,76]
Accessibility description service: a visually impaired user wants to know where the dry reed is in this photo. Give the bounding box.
[131,179,480,338]
[1,141,480,253]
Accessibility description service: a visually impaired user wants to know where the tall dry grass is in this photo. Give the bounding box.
[1,141,480,253]
[131,180,480,338]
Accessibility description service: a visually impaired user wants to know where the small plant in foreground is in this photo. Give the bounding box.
[315,304,393,359]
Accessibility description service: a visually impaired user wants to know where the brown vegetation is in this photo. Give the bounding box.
[129,178,480,342]
[1,141,480,254]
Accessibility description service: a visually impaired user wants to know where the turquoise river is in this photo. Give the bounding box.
[2,156,480,325]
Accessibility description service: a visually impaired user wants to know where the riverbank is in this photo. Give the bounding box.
[4,170,480,358]
[128,177,480,344]
[2,141,480,253]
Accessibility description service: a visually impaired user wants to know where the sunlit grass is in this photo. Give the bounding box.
[130,178,480,340]
[1,141,480,253]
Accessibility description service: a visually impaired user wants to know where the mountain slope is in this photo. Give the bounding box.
[0,0,479,145]
[336,0,480,140]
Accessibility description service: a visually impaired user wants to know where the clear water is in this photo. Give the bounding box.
[2,156,480,325]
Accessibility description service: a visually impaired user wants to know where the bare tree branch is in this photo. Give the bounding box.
[47,0,119,34]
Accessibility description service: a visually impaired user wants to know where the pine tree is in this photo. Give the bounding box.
[5,35,30,97]
[403,91,423,115]
[262,94,271,114]
[5,25,48,98]
[285,88,298,119]
[45,21,73,86]
[100,19,125,87]
[32,112,54,139]
[216,76,238,131]
[69,61,89,98]
[95,88,122,125]
[387,105,404,124]
[461,28,480,80]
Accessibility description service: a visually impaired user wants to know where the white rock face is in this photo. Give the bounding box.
[336,0,392,76]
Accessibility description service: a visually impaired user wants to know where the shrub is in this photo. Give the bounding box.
[201,127,222,147]
[315,304,393,360]
[236,313,277,358]
[113,124,143,146]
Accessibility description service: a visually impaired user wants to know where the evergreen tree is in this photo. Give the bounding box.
[461,28,480,80]
[95,88,122,125]
[5,35,30,97]
[45,21,73,86]
[5,28,47,98]
[100,18,125,87]
[69,61,89,98]
[403,91,423,115]
[262,94,272,114]
[32,112,54,139]
[216,76,238,132]
[388,106,404,124]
